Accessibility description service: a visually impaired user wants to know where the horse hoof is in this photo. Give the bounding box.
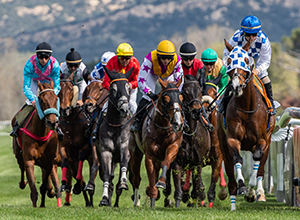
[19,180,28,189]
[237,180,248,195]
[182,191,190,203]
[244,193,256,203]
[198,200,206,207]
[72,183,82,195]
[84,183,95,192]
[131,194,140,201]
[119,182,129,190]
[164,198,173,207]
[60,184,69,192]
[47,190,55,198]
[146,186,160,201]
[256,194,266,202]
[99,196,109,206]
[64,202,71,206]
[155,181,166,189]
[218,187,228,200]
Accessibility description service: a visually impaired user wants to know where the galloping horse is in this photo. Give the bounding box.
[97,67,134,206]
[58,73,95,207]
[130,77,184,208]
[12,80,61,207]
[162,75,211,208]
[217,40,275,211]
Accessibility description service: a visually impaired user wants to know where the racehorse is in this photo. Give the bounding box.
[12,80,61,207]
[58,73,95,206]
[217,40,275,211]
[81,79,108,193]
[130,77,184,208]
[97,66,134,207]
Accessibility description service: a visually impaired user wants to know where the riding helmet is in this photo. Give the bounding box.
[179,42,197,57]
[201,48,218,63]
[65,48,82,64]
[36,42,52,54]
[241,15,261,34]
[157,40,176,56]
[116,43,133,56]
[101,51,115,65]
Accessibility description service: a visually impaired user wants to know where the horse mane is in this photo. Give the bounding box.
[60,73,70,79]
[184,74,198,82]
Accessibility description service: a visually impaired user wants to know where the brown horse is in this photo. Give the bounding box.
[130,77,184,208]
[58,73,96,207]
[217,41,275,211]
[12,80,61,207]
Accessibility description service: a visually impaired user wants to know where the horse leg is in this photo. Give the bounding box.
[162,166,172,207]
[84,144,99,192]
[50,162,62,207]
[192,166,206,207]
[182,169,191,203]
[218,166,228,201]
[40,166,53,208]
[129,139,143,207]
[14,139,28,189]
[99,151,112,206]
[156,143,180,189]
[145,154,158,208]
[25,160,38,207]
[119,142,130,190]
[256,144,269,202]
[172,163,183,208]
[60,146,69,192]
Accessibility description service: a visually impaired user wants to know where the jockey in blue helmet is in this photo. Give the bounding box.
[221,15,277,116]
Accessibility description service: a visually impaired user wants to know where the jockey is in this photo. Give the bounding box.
[179,42,214,131]
[221,15,276,116]
[91,43,140,140]
[130,40,184,132]
[60,48,90,106]
[90,51,115,81]
[201,48,229,96]
[10,42,64,140]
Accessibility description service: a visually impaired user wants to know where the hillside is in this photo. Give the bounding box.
[1,0,300,62]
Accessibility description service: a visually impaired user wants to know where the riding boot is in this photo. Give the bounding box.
[91,111,104,140]
[10,121,20,137]
[130,98,150,133]
[56,126,64,142]
[201,106,214,131]
[264,82,277,116]
[217,87,231,115]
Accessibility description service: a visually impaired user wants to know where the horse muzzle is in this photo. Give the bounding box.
[60,107,72,117]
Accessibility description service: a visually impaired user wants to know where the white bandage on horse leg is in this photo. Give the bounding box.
[256,176,265,194]
[133,188,140,207]
[121,167,127,182]
[235,163,244,183]
[102,181,109,198]
[249,161,260,187]
[230,195,236,211]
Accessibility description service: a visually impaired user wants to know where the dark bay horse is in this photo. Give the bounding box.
[130,77,184,208]
[217,41,275,211]
[12,80,61,207]
[97,67,134,206]
[58,73,95,206]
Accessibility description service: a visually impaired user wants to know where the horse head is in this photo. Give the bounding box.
[58,73,75,116]
[82,80,104,113]
[157,76,184,132]
[37,80,60,130]
[181,75,203,120]
[104,66,133,118]
[224,39,253,97]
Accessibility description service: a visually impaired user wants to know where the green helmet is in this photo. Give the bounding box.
[201,48,218,62]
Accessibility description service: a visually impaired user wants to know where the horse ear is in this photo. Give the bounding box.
[50,79,54,89]
[242,40,251,52]
[69,72,75,81]
[103,65,113,80]
[158,77,167,89]
[38,80,43,91]
[175,76,183,88]
[125,67,134,79]
[224,39,234,52]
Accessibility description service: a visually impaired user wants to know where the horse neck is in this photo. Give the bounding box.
[28,113,50,136]
[234,80,258,109]
[153,104,172,128]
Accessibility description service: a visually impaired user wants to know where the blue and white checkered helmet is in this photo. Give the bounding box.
[101,51,115,65]
[224,46,253,73]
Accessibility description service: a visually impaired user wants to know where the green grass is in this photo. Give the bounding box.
[0,133,299,220]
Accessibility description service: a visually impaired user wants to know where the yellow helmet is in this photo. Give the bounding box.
[116,43,133,56]
[156,40,176,56]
